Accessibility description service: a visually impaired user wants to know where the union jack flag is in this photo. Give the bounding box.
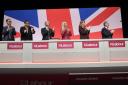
[3,7,123,41]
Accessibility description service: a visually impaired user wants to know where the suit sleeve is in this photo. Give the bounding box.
[32,28,35,34]
[12,28,16,35]
[20,27,25,35]
[30,27,35,34]
[41,28,48,36]
[50,29,55,37]
[2,27,9,36]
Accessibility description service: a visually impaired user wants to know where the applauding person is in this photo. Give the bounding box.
[101,21,114,39]
[2,19,16,41]
[41,21,55,40]
[20,20,35,41]
[61,21,72,40]
[79,21,90,39]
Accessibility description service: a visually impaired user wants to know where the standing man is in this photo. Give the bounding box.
[101,21,114,39]
[20,20,35,41]
[41,21,55,40]
[2,19,16,41]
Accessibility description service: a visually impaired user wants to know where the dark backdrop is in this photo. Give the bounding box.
[0,0,128,41]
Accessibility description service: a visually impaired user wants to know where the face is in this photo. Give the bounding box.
[81,22,85,28]
[45,21,50,27]
[24,21,30,27]
[6,19,12,26]
[64,22,68,28]
[104,22,109,28]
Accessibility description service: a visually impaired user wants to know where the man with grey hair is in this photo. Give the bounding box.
[101,21,114,39]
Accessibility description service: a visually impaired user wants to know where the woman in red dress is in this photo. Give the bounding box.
[61,21,72,40]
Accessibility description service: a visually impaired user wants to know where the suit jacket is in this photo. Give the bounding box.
[20,26,35,40]
[101,27,113,39]
[79,26,90,39]
[41,27,54,40]
[2,26,16,41]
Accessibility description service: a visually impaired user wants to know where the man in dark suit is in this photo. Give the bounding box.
[79,21,90,39]
[20,20,35,41]
[101,21,114,39]
[41,21,55,40]
[2,19,16,41]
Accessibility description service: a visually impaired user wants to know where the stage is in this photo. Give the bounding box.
[0,39,128,69]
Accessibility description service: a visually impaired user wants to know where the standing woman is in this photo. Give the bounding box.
[79,21,90,39]
[61,21,72,40]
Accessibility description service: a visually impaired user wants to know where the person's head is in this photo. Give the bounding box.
[63,22,68,28]
[103,21,109,28]
[24,20,30,27]
[62,21,68,31]
[6,19,12,26]
[79,21,85,28]
[45,21,50,27]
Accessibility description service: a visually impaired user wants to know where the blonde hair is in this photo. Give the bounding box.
[61,21,68,31]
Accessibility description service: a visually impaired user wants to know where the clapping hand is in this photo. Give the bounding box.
[31,28,35,33]
[87,26,91,30]
[52,27,55,31]
[110,30,115,33]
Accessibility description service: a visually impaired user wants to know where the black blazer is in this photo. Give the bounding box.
[41,27,54,40]
[79,26,90,39]
[20,26,35,40]
[2,26,16,41]
[101,27,113,39]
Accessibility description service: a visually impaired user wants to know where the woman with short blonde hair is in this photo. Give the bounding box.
[61,21,72,40]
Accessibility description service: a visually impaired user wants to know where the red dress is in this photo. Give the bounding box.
[61,29,72,40]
